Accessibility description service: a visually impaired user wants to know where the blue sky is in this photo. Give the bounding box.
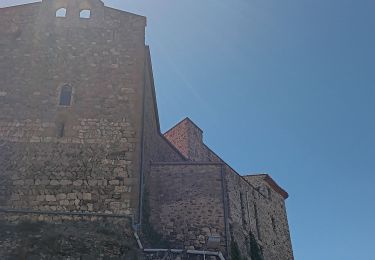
[2,1,375,259]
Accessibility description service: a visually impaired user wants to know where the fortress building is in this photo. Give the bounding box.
[0,1,293,259]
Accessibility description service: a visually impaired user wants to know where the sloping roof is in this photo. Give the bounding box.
[245,174,289,199]
[0,2,41,10]
[164,117,203,136]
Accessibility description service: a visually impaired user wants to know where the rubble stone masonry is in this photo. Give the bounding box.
[0,0,147,217]
[0,1,293,259]
[149,163,226,251]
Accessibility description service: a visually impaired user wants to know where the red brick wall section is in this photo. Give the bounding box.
[163,119,191,159]
[164,118,222,163]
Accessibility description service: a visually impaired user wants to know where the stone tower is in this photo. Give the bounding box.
[0,0,148,219]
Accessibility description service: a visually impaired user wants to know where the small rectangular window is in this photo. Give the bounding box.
[267,187,272,200]
[59,85,72,106]
[240,192,247,227]
[57,122,65,138]
[254,203,262,241]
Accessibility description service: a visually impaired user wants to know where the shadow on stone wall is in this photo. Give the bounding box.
[0,218,138,259]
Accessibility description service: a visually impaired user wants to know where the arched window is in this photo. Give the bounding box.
[56,8,67,18]
[80,9,91,19]
[59,85,72,106]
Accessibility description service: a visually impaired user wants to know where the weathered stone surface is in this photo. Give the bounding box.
[149,118,294,259]
[45,195,56,202]
[0,1,293,259]
[0,0,146,217]
[0,218,138,259]
[82,193,92,201]
[148,163,226,252]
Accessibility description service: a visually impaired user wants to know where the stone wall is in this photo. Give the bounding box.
[0,212,137,259]
[140,47,187,237]
[163,118,294,259]
[0,118,137,145]
[163,119,192,159]
[0,142,136,215]
[0,0,147,219]
[225,167,294,260]
[0,2,294,259]
[148,163,226,252]
[0,2,146,125]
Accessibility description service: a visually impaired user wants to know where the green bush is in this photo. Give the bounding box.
[231,239,242,260]
[250,232,264,260]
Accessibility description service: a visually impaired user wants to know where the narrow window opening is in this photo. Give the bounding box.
[59,85,72,106]
[57,122,65,138]
[245,192,251,224]
[80,9,91,19]
[254,203,262,241]
[267,186,272,200]
[56,8,67,18]
[111,55,118,65]
[271,216,277,233]
[240,192,247,227]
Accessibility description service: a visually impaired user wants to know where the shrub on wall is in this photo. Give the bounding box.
[231,233,264,260]
[230,239,242,260]
[249,232,264,260]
